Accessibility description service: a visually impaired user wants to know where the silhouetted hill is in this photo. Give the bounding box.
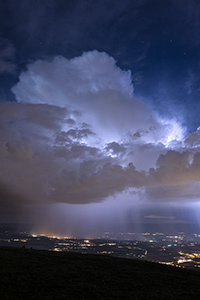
[0,246,200,300]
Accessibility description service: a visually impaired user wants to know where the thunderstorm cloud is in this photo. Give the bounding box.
[0,50,199,213]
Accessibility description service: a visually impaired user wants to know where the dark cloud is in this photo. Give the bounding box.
[0,100,147,208]
[46,162,146,204]
[146,149,200,201]
[0,37,16,74]
[0,183,26,212]
[149,150,200,186]
[105,142,126,158]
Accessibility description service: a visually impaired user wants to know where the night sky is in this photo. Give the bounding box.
[1,0,200,237]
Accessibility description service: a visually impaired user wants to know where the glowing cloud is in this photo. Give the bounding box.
[0,50,197,214]
[12,50,183,145]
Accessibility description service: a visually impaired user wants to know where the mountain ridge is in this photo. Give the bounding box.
[0,246,200,299]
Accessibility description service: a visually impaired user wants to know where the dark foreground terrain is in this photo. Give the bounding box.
[0,246,200,300]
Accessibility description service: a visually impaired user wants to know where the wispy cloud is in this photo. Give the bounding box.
[0,37,16,74]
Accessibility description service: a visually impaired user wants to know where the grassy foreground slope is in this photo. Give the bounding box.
[0,246,200,300]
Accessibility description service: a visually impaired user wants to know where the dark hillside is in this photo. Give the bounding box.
[0,246,200,300]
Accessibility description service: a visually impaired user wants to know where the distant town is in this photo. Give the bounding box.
[1,224,200,271]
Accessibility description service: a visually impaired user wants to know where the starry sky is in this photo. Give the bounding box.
[1,0,200,237]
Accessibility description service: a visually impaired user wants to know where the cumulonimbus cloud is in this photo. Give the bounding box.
[0,50,199,212]
[12,50,184,144]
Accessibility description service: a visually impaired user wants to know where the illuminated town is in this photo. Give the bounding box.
[1,225,200,271]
